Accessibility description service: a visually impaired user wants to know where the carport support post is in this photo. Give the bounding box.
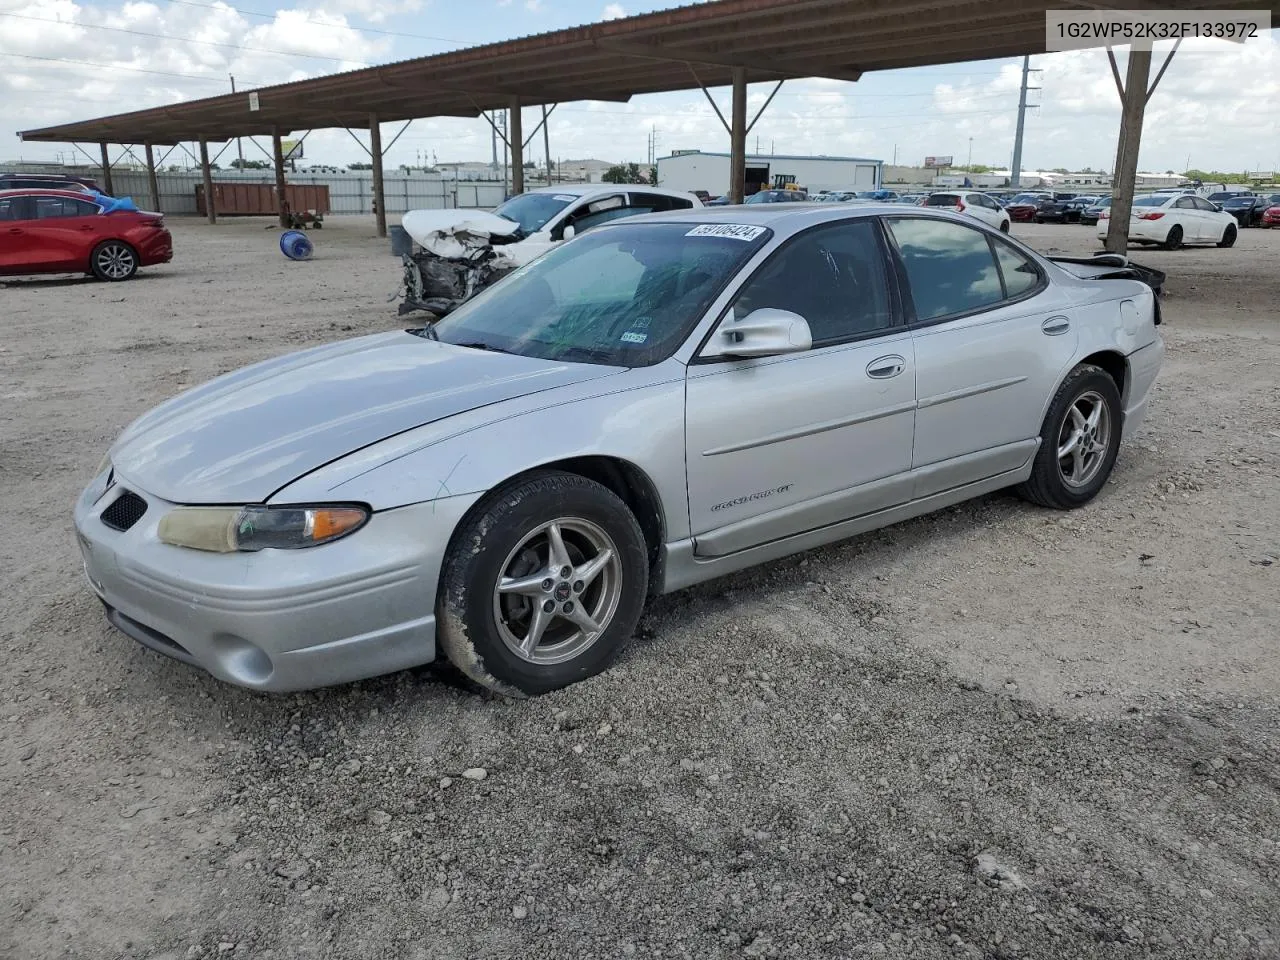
[99,142,114,197]
[1105,48,1152,255]
[144,143,160,213]
[369,114,386,238]
[199,138,216,225]
[729,67,747,204]
[509,97,524,197]
[272,129,288,229]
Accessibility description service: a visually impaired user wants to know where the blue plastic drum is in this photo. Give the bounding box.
[279,230,314,261]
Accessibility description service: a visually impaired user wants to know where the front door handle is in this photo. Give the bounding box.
[1042,316,1071,336]
[866,354,906,379]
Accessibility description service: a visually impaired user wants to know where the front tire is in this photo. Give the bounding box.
[90,240,139,281]
[436,472,649,696]
[1218,224,1237,248]
[999,220,1010,233]
[1016,364,1122,510]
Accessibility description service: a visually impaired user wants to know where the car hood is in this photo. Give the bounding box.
[109,332,620,504]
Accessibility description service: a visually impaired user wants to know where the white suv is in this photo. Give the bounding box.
[923,191,1012,232]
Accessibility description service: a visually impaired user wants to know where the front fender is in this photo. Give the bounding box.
[272,372,692,541]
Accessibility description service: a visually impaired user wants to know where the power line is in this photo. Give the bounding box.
[0,12,376,66]
[0,51,270,85]
[160,0,472,47]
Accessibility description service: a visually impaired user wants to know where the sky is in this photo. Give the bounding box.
[2,0,1277,175]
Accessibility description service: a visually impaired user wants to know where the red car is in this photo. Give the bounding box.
[1262,203,1280,228]
[1003,193,1051,223]
[0,189,172,281]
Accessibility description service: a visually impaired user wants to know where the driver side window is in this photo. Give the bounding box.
[558,195,626,238]
[728,220,894,347]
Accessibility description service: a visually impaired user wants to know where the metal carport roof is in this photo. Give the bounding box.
[17,0,1268,145]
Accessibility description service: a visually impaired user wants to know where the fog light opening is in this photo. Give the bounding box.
[212,635,274,685]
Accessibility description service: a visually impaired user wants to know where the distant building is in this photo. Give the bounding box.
[657,150,882,196]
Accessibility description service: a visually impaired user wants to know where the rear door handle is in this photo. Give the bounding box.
[866,354,906,379]
[1042,316,1071,336]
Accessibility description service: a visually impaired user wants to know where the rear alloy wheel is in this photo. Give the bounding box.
[436,472,648,696]
[91,240,138,281]
[1218,224,1237,248]
[1163,225,1184,251]
[1016,364,1122,510]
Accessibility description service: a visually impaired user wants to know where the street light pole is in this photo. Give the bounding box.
[230,75,244,169]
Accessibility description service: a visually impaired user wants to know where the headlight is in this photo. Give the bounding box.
[158,504,369,553]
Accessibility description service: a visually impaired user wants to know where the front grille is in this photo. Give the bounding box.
[101,490,148,532]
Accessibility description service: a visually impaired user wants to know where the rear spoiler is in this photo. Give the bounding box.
[1046,253,1166,300]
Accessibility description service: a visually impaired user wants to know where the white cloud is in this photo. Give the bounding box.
[524,0,542,10]
[601,3,624,19]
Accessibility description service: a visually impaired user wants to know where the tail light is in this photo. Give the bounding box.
[141,215,165,228]
[955,200,965,212]
[1098,212,1109,220]
[1138,212,1165,220]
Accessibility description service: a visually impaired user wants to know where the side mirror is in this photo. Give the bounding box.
[561,223,576,240]
[714,308,813,359]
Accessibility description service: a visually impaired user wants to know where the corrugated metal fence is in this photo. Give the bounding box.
[4,167,506,216]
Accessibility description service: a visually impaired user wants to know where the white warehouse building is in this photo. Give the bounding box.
[657,150,883,197]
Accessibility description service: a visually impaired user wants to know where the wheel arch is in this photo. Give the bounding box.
[444,455,668,598]
[1078,349,1128,405]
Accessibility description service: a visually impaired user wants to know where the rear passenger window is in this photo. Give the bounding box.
[628,193,694,213]
[991,239,1041,299]
[34,197,99,219]
[886,218,1003,321]
[0,199,18,221]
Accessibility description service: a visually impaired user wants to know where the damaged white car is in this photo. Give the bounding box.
[399,184,701,316]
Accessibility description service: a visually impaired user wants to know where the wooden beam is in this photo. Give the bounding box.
[729,66,747,204]
[198,137,215,224]
[509,97,524,196]
[272,128,288,229]
[369,113,386,238]
[99,142,114,196]
[144,143,159,213]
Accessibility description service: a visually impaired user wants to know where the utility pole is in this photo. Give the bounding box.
[967,137,973,168]
[229,75,244,169]
[1010,55,1040,188]
[499,110,508,193]
[490,111,498,177]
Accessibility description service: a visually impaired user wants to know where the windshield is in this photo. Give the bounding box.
[430,221,772,367]
[492,192,575,234]
[1133,195,1169,207]
[1223,197,1252,206]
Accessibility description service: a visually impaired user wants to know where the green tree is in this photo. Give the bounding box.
[603,162,649,184]
[348,162,373,171]
[231,159,271,170]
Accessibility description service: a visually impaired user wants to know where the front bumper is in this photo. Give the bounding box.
[74,471,479,691]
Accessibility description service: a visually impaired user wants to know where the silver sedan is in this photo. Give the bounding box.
[75,206,1164,696]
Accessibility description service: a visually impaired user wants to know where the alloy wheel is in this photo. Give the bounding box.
[491,517,623,665]
[1057,390,1111,488]
[96,243,136,279]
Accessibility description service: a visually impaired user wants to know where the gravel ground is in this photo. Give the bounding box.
[2,218,1277,960]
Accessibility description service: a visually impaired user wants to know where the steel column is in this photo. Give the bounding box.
[272,129,288,229]
[729,67,747,204]
[369,113,386,238]
[509,97,524,196]
[542,104,552,186]
[99,142,114,196]
[1105,48,1152,255]
[198,138,216,224]
[144,143,160,213]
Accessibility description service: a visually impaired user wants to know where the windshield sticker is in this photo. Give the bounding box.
[554,195,577,202]
[686,223,767,241]
[620,331,648,344]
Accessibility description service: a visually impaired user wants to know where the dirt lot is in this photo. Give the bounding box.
[2,218,1278,960]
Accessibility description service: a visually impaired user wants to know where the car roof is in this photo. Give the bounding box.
[0,187,102,199]
[522,183,696,200]
[608,202,983,238]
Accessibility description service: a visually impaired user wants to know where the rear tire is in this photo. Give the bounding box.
[90,240,138,281]
[1162,225,1183,251]
[999,220,1010,233]
[1217,224,1237,248]
[436,472,649,696]
[1016,364,1123,510]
